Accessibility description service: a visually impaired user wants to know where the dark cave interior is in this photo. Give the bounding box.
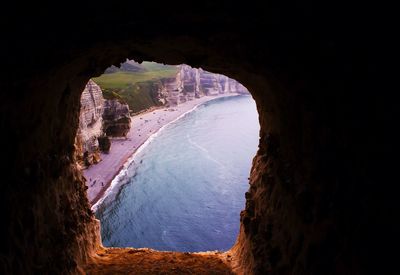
[0,2,396,274]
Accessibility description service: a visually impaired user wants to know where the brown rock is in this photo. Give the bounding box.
[102,99,131,137]
[98,135,111,153]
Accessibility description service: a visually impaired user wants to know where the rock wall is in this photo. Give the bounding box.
[159,64,249,106]
[75,80,104,166]
[1,2,393,275]
[180,65,249,96]
[76,80,131,165]
[102,99,131,137]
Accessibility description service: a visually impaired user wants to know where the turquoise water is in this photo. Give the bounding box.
[95,95,260,252]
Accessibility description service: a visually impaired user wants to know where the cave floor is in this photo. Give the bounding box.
[81,247,235,274]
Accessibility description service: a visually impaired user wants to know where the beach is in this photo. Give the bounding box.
[83,94,240,206]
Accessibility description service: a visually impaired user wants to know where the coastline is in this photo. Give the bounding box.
[84,93,242,209]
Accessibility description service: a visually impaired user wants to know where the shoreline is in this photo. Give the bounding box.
[84,93,243,209]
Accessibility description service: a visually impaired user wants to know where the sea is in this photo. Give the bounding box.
[95,95,260,252]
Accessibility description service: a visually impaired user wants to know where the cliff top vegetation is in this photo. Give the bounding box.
[93,61,178,113]
[93,61,177,90]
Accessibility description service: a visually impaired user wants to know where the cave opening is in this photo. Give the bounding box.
[77,59,260,253]
[1,2,390,274]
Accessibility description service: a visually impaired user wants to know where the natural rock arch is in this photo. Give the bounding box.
[1,2,393,275]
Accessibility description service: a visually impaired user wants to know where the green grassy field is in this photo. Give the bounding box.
[93,66,177,90]
[92,61,178,113]
[140,61,177,71]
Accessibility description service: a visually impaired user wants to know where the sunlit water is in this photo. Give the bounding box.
[95,95,259,251]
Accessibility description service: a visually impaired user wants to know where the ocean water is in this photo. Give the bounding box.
[95,95,260,252]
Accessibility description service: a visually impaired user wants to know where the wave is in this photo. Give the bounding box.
[186,134,224,167]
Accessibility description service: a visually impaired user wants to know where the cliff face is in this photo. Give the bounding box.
[76,80,131,166]
[102,99,131,137]
[75,80,104,166]
[158,64,249,106]
[194,67,249,96]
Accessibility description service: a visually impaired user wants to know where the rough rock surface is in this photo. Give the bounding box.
[75,79,132,163]
[76,80,131,161]
[83,247,233,274]
[0,2,393,275]
[102,99,131,137]
[75,80,104,166]
[159,64,248,106]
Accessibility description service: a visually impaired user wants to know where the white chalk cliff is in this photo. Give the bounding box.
[75,80,104,166]
[159,64,249,106]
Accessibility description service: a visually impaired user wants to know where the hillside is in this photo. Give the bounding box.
[93,60,248,114]
[93,61,178,113]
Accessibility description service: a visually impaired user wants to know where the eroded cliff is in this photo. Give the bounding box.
[159,64,249,106]
[96,61,249,111]
[76,80,131,167]
[75,80,104,167]
[102,99,131,137]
